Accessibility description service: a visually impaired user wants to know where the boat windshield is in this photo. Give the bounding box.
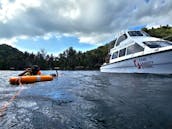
[128,31,144,36]
[144,41,172,48]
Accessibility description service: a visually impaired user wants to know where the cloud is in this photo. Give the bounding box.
[0,0,172,44]
[0,37,18,46]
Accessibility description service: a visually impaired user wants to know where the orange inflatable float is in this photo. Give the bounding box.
[9,75,53,85]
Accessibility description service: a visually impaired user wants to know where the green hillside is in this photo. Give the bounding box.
[142,25,172,41]
[0,44,24,69]
[0,44,55,70]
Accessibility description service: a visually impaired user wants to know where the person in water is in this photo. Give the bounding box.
[18,65,41,76]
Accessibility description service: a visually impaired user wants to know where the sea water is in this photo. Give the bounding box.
[0,70,172,129]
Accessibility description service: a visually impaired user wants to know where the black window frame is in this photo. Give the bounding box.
[119,48,126,57]
[143,41,172,48]
[116,34,127,46]
[111,51,118,59]
[126,43,144,55]
[128,31,144,36]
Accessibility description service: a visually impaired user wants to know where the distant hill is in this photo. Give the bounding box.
[0,44,55,70]
[0,44,25,70]
[142,25,172,41]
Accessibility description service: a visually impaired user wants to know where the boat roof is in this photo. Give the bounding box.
[113,30,163,47]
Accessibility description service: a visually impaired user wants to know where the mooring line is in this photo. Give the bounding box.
[0,84,24,117]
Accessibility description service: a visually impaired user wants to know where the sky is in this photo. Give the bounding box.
[0,0,172,55]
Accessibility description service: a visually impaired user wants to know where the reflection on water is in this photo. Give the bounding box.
[0,70,172,129]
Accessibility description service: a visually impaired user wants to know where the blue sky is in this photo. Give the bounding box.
[16,35,97,55]
[0,0,171,55]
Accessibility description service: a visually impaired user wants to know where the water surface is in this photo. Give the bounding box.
[0,70,172,129]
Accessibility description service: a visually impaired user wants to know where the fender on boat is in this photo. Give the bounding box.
[9,75,53,85]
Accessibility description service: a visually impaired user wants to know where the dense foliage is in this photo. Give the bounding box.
[57,45,109,70]
[0,44,56,70]
[0,26,172,70]
[142,25,172,41]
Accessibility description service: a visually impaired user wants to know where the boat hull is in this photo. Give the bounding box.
[100,50,172,74]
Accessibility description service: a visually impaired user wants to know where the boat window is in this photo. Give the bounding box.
[142,31,150,36]
[127,44,144,55]
[111,52,118,59]
[119,48,126,57]
[128,31,144,36]
[116,34,127,46]
[109,39,116,49]
[143,41,172,48]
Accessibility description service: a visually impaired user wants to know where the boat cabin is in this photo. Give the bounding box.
[109,30,172,63]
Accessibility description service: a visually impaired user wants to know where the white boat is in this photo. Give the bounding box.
[100,30,172,74]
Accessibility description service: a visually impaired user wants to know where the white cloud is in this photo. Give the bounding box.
[0,37,17,46]
[0,0,41,23]
[0,0,172,45]
[43,33,53,40]
[77,33,113,45]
